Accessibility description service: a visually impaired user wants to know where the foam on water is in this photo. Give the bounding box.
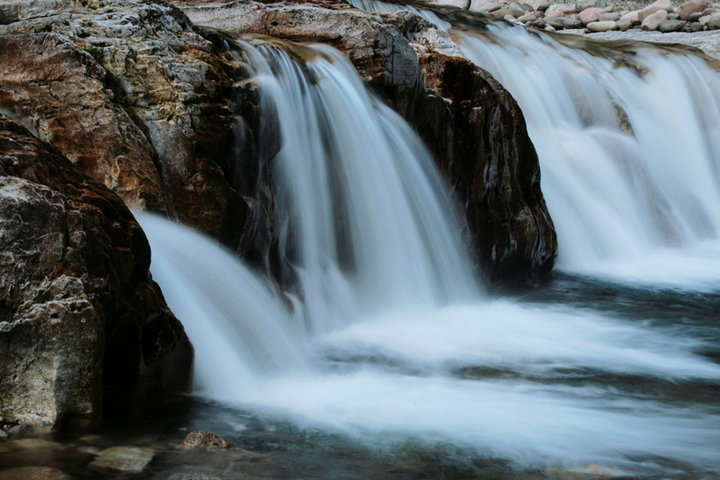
[138,29,720,476]
[456,25,720,288]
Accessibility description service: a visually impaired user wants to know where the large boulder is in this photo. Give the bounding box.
[676,0,710,20]
[637,0,671,22]
[410,53,557,278]
[0,0,247,249]
[178,0,557,279]
[0,118,192,430]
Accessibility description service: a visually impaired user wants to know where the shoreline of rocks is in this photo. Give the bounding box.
[434,0,720,33]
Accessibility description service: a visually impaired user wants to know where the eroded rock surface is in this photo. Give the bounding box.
[0,0,247,247]
[0,118,192,429]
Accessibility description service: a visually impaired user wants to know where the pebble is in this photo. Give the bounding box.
[637,0,671,21]
[659,19,686,30]
[676,0,710,20]
[587,20,619,31]
[578,7,606,24]
[616,16,634,29]
[641,9,668,30]
[599,12,621,21]
[483,0,720,32]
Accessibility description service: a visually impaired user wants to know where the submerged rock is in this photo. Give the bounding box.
[179,431,235,449]
[0,118,192,429]
[0,467,71,480]
[90,446,156,474]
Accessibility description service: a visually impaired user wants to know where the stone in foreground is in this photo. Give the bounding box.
[90,446,156,474]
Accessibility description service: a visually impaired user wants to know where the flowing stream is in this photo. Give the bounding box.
[137,22,720,479]
[457,25,720,289]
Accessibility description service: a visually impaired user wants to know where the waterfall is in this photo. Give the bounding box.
[139,35,720,475]
[136,212,309,401]
[237,40,478,332]
[457,26,720,287]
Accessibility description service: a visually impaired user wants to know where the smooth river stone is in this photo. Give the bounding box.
[587,20,618,31]
[641,9,668,30]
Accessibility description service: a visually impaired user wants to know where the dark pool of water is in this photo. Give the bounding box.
[1,273,718,480]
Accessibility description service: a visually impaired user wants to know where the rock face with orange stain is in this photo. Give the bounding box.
[0,0,247,248]
[0,118,192,430]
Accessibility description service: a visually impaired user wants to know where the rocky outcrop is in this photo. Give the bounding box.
[0,0,247,248]
[179,0,557,278]
[0,118,192,430]
[409,53,556,278]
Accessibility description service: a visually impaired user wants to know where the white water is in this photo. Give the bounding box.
[240,41,477,331]
[138,37,720,475]
[136,212,308,400]
[457,26,720,288]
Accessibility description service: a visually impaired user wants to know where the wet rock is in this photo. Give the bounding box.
[179,431,234,450]
[469,0,502,12]
[0,0,247,250]
[0,118,192,429]
[0,33,163,212]
[659,19,686,31]
[587,20,618,31]
[0,467,71,480]
[676,0,710,20]
[578,7,606,24]
[641,9,668,29]
[637,0,671,21]
[412,53,557,279]
[90,446,155,474]
[688,20,705,30]
[545,23,557,31]
[165,474,223,480]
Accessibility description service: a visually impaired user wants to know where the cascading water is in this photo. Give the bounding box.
[139,34,720,477]
[456,26,720,287]
[348,0,720,288]
[239,41,478,331]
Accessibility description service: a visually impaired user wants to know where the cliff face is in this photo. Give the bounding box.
[179,0,557,279]
[0,118,192,430]
[0,0,247,247]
